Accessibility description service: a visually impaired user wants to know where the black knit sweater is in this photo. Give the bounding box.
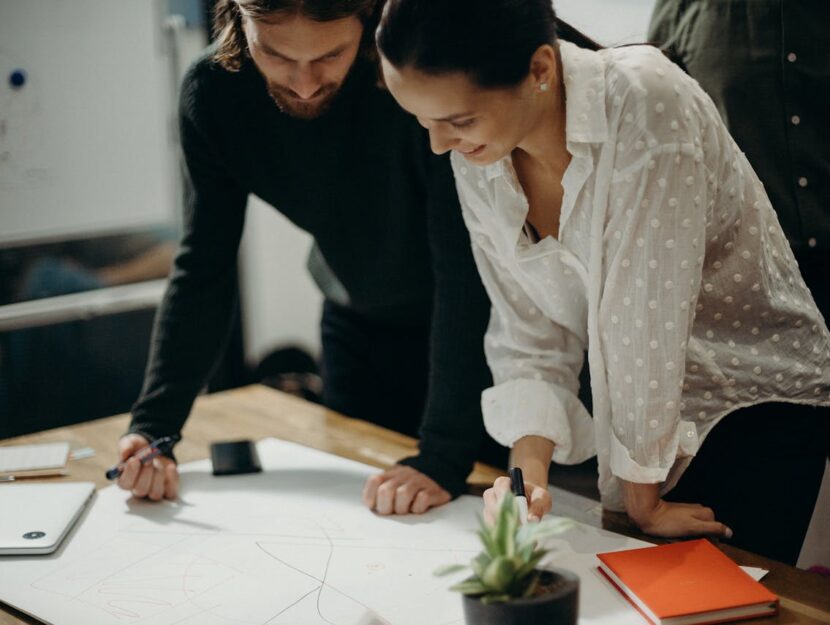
[128,51,494,497]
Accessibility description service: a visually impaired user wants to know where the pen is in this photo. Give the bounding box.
[509,466,529,525]
[105,436,178,480]
[0,471,69,482]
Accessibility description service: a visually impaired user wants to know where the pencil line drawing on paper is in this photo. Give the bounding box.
[254,525,389,625]
[1,440,491,625]
[28,514,475,625]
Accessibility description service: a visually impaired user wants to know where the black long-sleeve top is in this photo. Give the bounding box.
[128,51,493,497]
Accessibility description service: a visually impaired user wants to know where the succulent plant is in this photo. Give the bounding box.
[436,492,573,604]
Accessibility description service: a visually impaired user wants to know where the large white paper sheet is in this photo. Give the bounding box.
[0,438,650,625]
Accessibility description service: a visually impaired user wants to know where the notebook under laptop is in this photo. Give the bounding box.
[0,482,95,555]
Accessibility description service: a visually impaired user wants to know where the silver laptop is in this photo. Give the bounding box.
[0,482,95,555]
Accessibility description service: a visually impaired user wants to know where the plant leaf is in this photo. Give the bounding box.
[516,516,574,546]
[434,563,469,577]
[470,552,491,579]
[450,578,489,596]
[482,556,515,592]
[517,541,535,563]
[515,550,546,580]
[481,593,512,605]
[477,519,499,559]
[522,571,541,598]
[494,492,518,556]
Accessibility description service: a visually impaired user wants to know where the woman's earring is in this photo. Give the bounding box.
[539,82,549,92]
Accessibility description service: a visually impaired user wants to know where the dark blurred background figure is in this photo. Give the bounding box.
[255,345,323,404]
[649,0,830,314]
[0,225,323,438]
[0,230,179,437]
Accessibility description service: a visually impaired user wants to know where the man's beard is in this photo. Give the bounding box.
[266,80,342,120]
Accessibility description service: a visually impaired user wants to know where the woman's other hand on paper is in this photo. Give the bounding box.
[623,480,732,539]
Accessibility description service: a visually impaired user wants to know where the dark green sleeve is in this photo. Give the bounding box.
[647,0,682,47]
[128,63,249,443]
[397,145,495,498]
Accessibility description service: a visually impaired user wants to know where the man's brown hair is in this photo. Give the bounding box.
[212,0,382,72]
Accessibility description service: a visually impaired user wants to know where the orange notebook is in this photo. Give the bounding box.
[597,539,778,625]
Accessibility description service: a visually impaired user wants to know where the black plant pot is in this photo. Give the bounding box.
[461,568,579,625]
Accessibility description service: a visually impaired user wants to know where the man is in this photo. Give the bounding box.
[115,0,503,514]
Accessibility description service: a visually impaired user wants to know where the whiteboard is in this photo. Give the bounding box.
[0,0,178,246]
[0,439,653,625]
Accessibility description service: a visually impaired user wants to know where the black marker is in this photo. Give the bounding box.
[509,466,529,524]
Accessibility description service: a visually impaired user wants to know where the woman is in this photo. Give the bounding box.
[376,0,830,564]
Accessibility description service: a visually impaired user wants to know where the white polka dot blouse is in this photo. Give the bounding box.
[450,40,830,512]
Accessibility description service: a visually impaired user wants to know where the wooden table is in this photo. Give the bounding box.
[1,385,828,624]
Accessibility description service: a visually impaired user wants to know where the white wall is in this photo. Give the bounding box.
[799,462,830,569]
[238,196,323,367]
[554,0,656,44]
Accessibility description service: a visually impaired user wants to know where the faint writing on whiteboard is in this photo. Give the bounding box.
[0,49,52,191]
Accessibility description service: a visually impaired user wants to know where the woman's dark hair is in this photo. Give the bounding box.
[212,0,382,72]
[377,0,603,89]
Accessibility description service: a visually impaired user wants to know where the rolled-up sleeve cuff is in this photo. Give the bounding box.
[609,420,699,483]
[398,453,468,500]
[481,378,595,465]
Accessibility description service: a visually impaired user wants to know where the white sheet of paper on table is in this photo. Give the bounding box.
[0,438,740,625]
[0,442,70,473]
